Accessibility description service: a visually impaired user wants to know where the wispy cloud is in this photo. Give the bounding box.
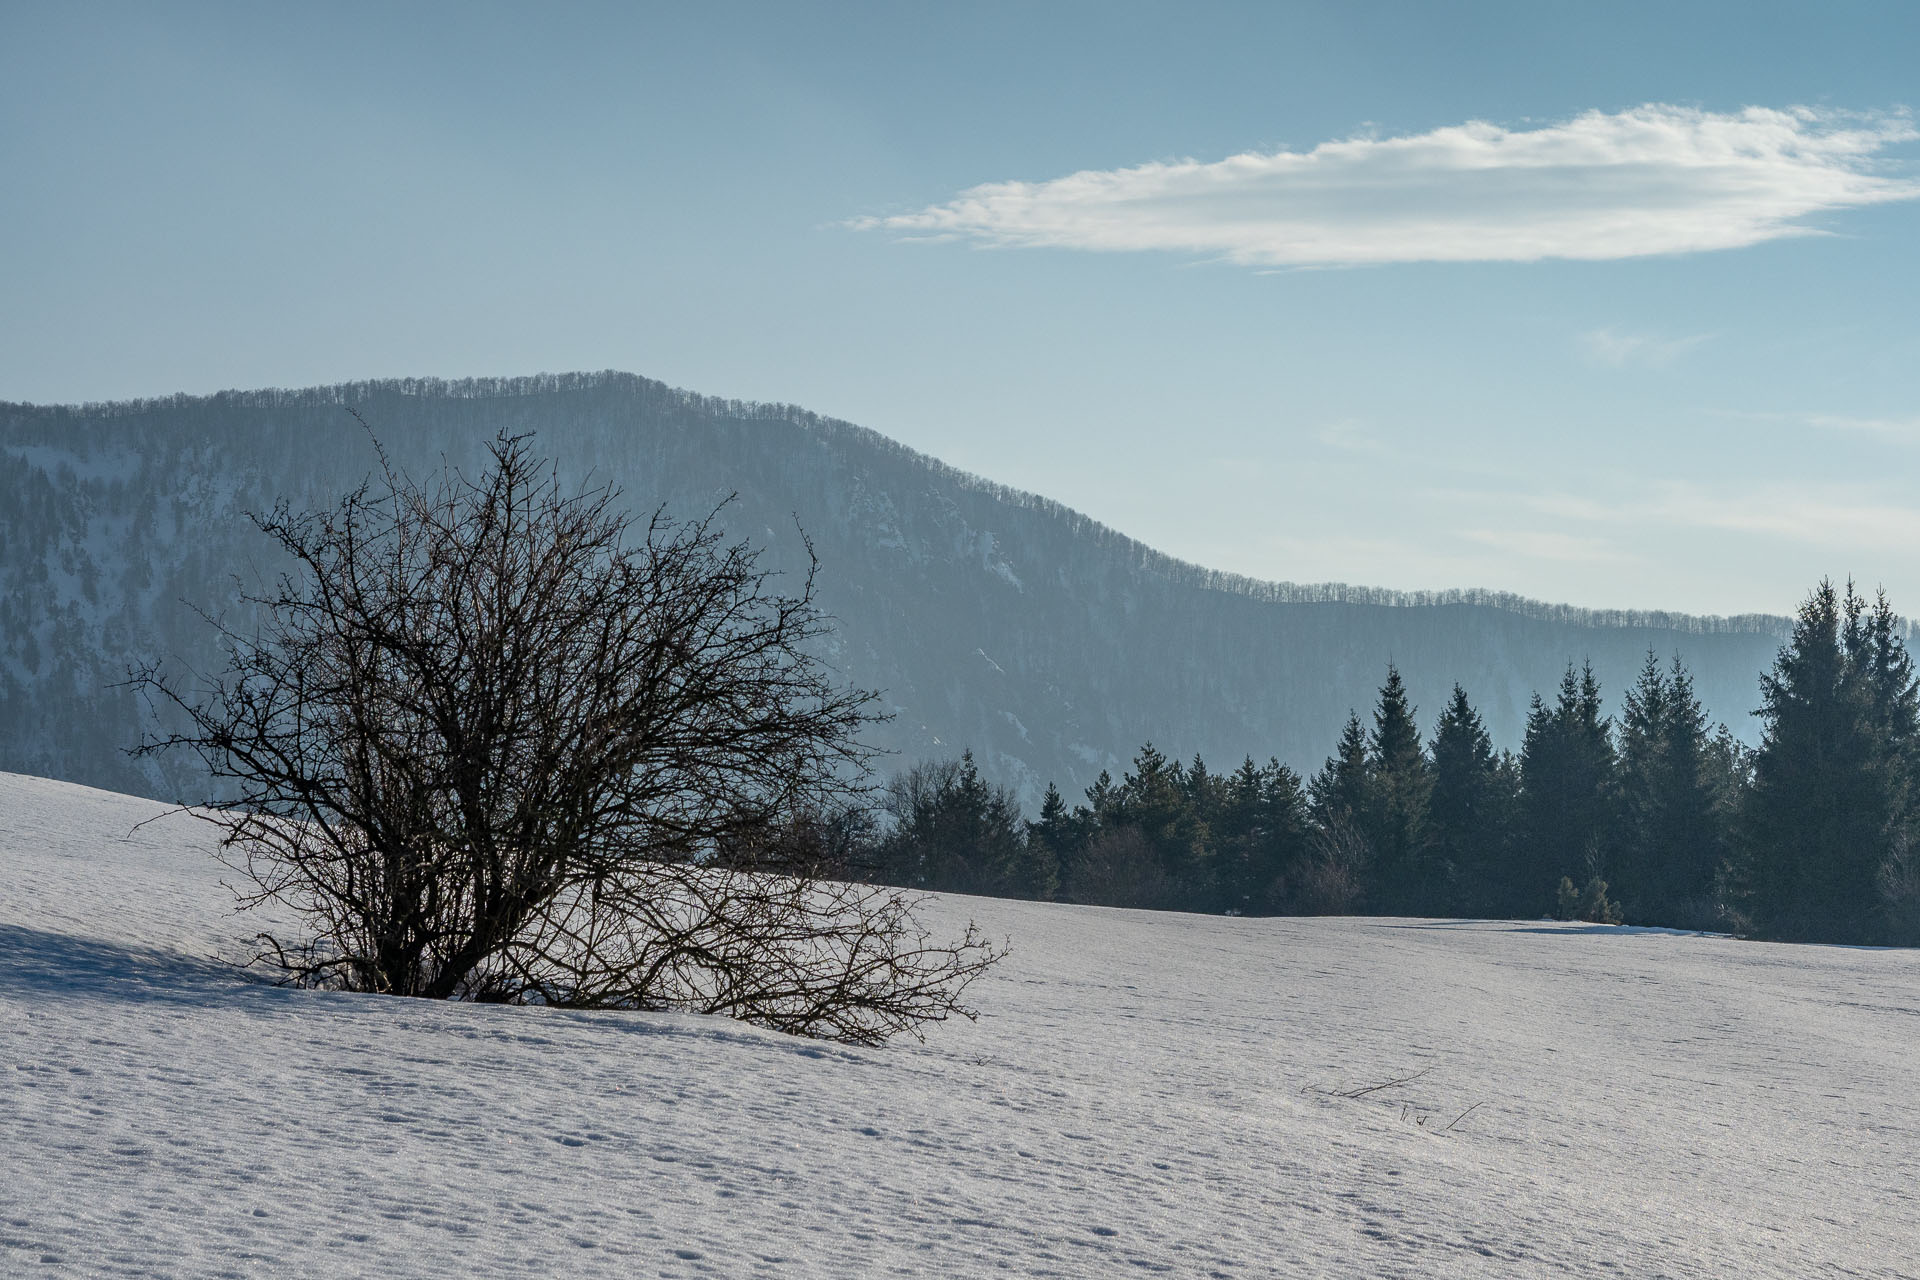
[1806,413,1920,442]
[1578,327,1713,368]
[854,105,1918,267]
[1459,528,1629,564]
[1525,485,1920,548]
[1315,420,1396,458]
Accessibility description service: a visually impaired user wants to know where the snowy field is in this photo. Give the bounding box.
[3,772,1918,1278]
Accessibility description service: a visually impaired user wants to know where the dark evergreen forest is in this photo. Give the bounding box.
[863,580,1920,946]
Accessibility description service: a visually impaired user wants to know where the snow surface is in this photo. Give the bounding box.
[3,771,1918,1278]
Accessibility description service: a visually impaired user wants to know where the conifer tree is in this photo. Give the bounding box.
[1084,769,1117,825]
[1615,651,1669,913]
[1184,753,1224,827]
[1212,756,1263,911]
[1020,782,1073,901]
[1490,746,1524,899]
[1742,581,1918,941]
[1311,712,1372,827]
[1427,684,1507,915]
[1122,743,1209,906]
[1215,755,1309,913]
[1855,590,1920,808]
[1857,591,1920,940]
[1616,652,1726,926]
[878,750,1027,896]
[1515,663,1619,918]
[1362,665,1435,914]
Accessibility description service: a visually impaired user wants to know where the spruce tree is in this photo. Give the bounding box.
[1744,581,1865,939]
[1427,684,1505,916]
[1742,581,1918,941]
[1215,755,1309,913]
[1363,665,1435,914]
[1858,591,1920,939]
[1311,712,1371,827]
[1021,782,1073,901]
[1084,769,1117,825]
[1617,652,1731,926]
[1214,756,1263,912]
[1855,590,1920,813]
[1184,753,1224,826]
[1113,743,1207,908]
[1258,758,1311,913]
[1616,652,1670,916]
[878,750,1027,896]
[1505,692,1562,915]
[1515,663,1619,918]
[1658,656,1729,922]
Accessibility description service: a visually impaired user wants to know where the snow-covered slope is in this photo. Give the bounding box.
[4,770,1916,1278]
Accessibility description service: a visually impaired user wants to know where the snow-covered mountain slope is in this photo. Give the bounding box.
[1,372,1793,809]
[4,771,1917,1278]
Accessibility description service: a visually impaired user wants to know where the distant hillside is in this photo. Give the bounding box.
[1,371,1794,808]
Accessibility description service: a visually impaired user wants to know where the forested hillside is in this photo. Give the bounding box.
[1,371,1794,806]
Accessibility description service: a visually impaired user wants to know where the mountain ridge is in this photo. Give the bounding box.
[11,369,1793,636]
[1,370,1803,807]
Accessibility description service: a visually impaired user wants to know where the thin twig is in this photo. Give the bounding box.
[1336,1066,1434,1099]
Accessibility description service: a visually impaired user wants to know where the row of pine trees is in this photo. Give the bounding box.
[862,580,1920,946]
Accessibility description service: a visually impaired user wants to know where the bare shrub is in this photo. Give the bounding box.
[1291,816,1371,915]
[1065,824,1171,909]
[1877,830,1920,947]
[135,430,998,1042]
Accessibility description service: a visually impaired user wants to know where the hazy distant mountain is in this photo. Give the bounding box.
[1,371,1794,808]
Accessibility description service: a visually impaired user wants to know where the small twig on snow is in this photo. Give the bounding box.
[1441,1100,1488,1133]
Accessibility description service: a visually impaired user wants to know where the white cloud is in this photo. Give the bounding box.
[1578,327,1713,368]
[854,105,1918,267]
[1315,420,1395,457]
[1683,492,1920,547]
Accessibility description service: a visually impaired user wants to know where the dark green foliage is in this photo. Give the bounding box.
[1310,712,1371,827]
[876,752,1030,898]
[1213,756,1311,914]
[1361,665,1436,914]
[1020,783,1074,902]
[1103,744,1212,909]
[1739,582,1920,943]
[1614,653,1730,928]
[1555,876,1624,925]
[860,589,1916,945]
[1515,664,1619,917]
[1428,685,1515,917]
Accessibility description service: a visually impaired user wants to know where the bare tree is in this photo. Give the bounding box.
[1064,825,1171,909]
[1876,829,1920,946]
[1289,815,1371,915]
[135,430,998,1044]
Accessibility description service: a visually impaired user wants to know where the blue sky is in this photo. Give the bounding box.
[4,1,1918,615]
